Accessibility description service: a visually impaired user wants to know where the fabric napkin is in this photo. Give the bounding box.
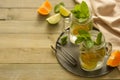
[74,0,120,51]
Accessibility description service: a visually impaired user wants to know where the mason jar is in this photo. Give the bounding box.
[69,13,93,44]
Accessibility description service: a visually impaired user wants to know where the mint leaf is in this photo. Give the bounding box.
[54,2,65,13]
[84,39,94,48]
[71,1,90,22]
[75,30,103,48]
[60,36,67,45]
[75,35,84,44]
[59,2,65,6]
[78,30,90,40]
[75,30,89,41]
[95,32,102,45]
[71,4,81,18]
[80,1,89,18]
[78,29,88,34]
[75,30,95,48]
[74,4,81,12]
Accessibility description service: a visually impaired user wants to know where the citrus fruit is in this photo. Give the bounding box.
[37,0,52,15]
[107,50,120,67]
[54,2,65,13]
[59,6,71,17]
[46,13,61,24]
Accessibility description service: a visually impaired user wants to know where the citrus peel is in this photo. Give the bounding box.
[107,50,120,67]
[37,0,52,15]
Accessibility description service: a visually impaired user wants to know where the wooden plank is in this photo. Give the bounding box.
[0,21,64,33]
[0,34,59,63]
[0,9,8,20]
[0,8,54,21]
[0,64,119,79]
[0,0,44,8]
[0,34,59,48]
[0,8,72,21]
[0,0,75,8]
[0,48,57,63]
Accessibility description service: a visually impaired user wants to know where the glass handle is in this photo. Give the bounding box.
[106,42,112,56]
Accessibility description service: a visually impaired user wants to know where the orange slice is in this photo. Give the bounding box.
[107,50,120,67]
[37,0,52,15]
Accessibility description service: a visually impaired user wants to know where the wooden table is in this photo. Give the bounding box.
[0,0,120,79]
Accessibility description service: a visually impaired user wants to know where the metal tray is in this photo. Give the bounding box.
[55,28,114,78]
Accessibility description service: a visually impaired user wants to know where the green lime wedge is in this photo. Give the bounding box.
[59,6,71,17]
[46,13,61,24]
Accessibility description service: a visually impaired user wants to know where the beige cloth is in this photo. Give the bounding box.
[75,0,120,51]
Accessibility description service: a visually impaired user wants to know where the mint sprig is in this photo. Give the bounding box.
[95,32,102,45]
[71,1,90,22]
[75,30,94,48]
[75,30,103,49]
[60,36,68,45]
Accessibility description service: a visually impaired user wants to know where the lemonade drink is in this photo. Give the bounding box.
[80,46,106,71]
[70,1,93,44]
[70,17,92,43]
[78,30,112,71]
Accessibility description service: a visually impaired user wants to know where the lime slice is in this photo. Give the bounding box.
[46,13,61,24]
[59,6,71,17]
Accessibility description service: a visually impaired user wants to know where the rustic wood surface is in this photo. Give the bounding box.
[0,0,120,79]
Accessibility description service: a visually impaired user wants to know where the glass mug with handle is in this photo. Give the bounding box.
[69,14,93,44]
[63,1,93,44]
[78,30,112,71]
